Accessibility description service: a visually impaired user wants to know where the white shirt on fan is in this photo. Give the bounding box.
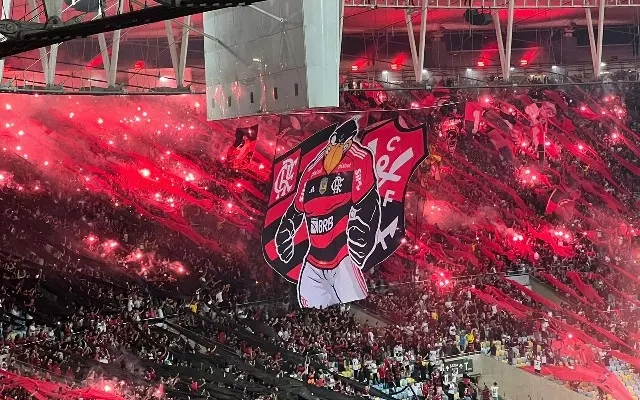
[490,385,499,399]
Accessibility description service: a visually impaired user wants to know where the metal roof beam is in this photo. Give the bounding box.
[345,0,640,8]
[0,0,257,58]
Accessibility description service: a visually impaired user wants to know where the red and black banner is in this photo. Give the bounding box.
[262,118,428,286]
[545,187,575,214]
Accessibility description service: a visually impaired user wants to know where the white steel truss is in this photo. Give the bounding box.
[27,0,62,87]
[165,16,192,88]
[95,0,125,88]
[405,0,428,82]
[345,0,640,8]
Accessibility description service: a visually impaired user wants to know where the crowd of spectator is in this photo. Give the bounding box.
[0,78,637,400]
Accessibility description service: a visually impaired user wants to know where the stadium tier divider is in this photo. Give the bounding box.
[163,319,359,400]
[184,312,396,400]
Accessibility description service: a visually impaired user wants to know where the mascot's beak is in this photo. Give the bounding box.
[324,144,343,173]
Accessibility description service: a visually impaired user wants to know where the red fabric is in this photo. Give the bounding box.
[610,350,640,372]
[549,318,606,348]
[572,104,599,120]
[488,129,512,151]
[555,129,627,196]
[464,102,485,123]
[526,223,575,258]
[538,272,589,304]
[566,271,605,306]
[453,154,533,216]
[608,263,640,286]
[565,310,632,351]
[522,364,632,400]
[549,336,597,364]
[543,90,569,112]
[484,286,531,315]
[508,278,561,311]
[544,187,576,215]
[588,272,640,307]
[471,288,528,319]
[0,369,125,400]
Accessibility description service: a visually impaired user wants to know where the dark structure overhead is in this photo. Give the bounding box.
[0,0,256,58]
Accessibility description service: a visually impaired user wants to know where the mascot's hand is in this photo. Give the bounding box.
[347,208,371,269]
[275,218,296,264]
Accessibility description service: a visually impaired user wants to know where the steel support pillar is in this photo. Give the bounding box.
[27,0,52,85]
[177,15,191,87]
[417,0,428,82]
[95,0,124,87]
[585,8,599,75]
[504,0,515,81]
[596,0,605,76]
[97,33,111,77]
[0,0,11,83]
[164,16,191,88]
[43,0,61,86]
[165,20,180,84]
[98,0,124,88]
[493,10,507,79]
[405,10,420,81]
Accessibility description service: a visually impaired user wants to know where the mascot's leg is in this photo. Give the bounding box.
[297,262,335,308]
[329,257,368,304]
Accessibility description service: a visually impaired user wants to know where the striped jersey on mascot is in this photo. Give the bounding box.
[275,119,379,308]
[262,117,428,308]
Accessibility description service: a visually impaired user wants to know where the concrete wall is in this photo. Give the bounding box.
[349,304,389,328]
[472,354,587,400]
[529,276,570,306]
[506,274,530,289]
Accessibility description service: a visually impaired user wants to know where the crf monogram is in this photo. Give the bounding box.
[273,158,298,200]
[310,216,334,234]
[331,176,344,194]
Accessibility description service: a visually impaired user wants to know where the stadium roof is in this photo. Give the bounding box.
[1,0,639,92]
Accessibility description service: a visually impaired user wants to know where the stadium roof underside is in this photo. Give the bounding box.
[0,0,258,57]
[1,0,640,94]
[343,0,640,32]
[3,0,640,58]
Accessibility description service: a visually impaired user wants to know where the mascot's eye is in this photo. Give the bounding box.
[329,135,337,145]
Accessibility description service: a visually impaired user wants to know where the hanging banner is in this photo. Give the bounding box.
[262,117,428,308]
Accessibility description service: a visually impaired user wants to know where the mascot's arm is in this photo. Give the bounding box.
[275,205,304,264]
[347,188,380,269]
